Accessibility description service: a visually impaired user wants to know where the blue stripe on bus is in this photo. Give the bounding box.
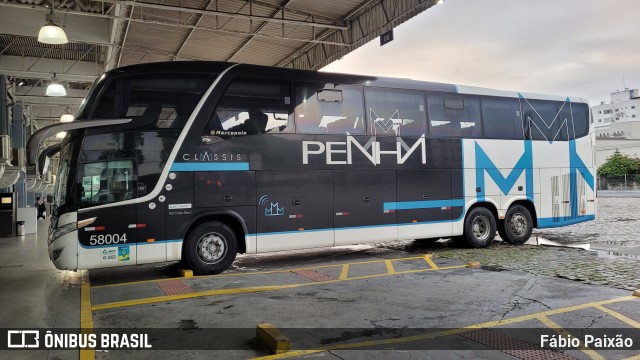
[383,199,465,211]
[537,215,594,229]
[170,162,250,172]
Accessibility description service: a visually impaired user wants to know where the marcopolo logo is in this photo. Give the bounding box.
[302,134,427,166]
[7,330,39,348]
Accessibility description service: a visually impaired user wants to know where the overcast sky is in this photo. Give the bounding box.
[322,0,640,106]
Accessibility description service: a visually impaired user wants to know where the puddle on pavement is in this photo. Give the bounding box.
[592,250,640,260]
[525,236,591,250]
[526,236,640,261]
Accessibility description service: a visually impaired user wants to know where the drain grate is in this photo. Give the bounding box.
[291,269,337,282]
[461,329,579,360]
[157,279,194,295]
[0,264,24,270]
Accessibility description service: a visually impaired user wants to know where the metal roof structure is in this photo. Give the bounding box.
[1,0,439,130]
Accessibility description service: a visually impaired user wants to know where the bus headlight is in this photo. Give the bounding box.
[50,222,77,243]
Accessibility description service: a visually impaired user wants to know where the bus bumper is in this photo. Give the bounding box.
[48,230,79,270]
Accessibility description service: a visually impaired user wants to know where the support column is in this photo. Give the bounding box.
[11,103,26,208]
[0,75,7,136]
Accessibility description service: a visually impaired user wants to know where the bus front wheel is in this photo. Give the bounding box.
[499,205,533,245]
[463,207,496,248]
[184,222,238,275]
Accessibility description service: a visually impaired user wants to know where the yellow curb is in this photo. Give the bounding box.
[466,261,481,269]
[257,323,290,354]
[179,268,194,278]
[424,253,433,258]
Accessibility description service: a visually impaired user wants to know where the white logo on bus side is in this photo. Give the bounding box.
[302,134,427,165]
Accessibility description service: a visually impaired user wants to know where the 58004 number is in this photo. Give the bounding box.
[89,234,128,246]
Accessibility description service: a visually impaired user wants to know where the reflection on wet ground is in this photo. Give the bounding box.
[533,197,640,260]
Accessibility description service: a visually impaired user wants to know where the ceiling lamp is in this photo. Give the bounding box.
[56,131,67,139]
[38,7,68,45]
[60,107,74,122]
[46,74,66,97]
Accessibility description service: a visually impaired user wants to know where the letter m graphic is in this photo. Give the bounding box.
[475,141,534,202]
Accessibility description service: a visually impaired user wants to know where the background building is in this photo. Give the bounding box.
[593,88,640,139]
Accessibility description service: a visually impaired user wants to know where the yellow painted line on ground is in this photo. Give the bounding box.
[80,272,95,360]
[90,254,438,289]
[594,304,640,328]
[622,354,640,360]
[339,264,350,280]
[423,255,439,270]
[252,296,639,360]
[537,315,605,360]
[384,260,396,274]
[92,265,466,311]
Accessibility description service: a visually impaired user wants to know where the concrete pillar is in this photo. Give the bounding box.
[0,75,7,136]
[11,103,26,208]
[0,75,9,193]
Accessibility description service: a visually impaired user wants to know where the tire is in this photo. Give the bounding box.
[463,207,496,248]
[501,205,533,245]
[184,222,238,275]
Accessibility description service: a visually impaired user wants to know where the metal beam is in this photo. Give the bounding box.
[280,0,435,70]
[14,96,84,105]
[173,0,214,61]
[0,6,111,44]
[0,2,349,47]
[97,0,348,30]
[227,0,294,62]
[0,55,100,82]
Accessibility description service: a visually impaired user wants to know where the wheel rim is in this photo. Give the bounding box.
[196,232,227,264]
[472,215,491,241]
[509,213,528,237]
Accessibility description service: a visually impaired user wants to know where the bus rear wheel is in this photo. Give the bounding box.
[184,222,238,275]
[463,207,496,248]
[500,205,533,245]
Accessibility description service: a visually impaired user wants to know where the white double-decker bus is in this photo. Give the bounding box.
[28,61,595,274]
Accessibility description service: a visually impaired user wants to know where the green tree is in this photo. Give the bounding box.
[598,151,640,177]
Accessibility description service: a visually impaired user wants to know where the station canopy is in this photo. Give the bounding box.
[0,0,438,131]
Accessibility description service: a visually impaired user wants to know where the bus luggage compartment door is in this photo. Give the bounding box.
[333,170,396,245]
[396,169,454,240]
[256,171,333,252]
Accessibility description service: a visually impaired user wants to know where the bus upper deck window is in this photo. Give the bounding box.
[295,83,365,135]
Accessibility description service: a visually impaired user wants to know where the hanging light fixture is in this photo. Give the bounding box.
[38,5,68,45]
[46,73,67,97]
[60,107,74,122]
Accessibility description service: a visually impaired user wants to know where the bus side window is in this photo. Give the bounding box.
[204,78,293,137]
[294,83,365,135]
[427,95,481,138]
[522,100,568,142]
[364,88,426,137]
[571,103,590,139]
[481,97,524,139]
